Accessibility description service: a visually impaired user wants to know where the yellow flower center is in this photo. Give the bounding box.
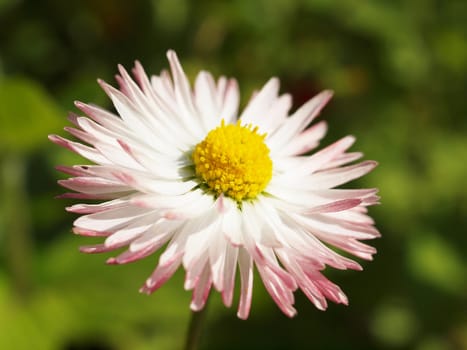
[192,120,273,202]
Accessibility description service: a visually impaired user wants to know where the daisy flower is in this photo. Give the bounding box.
[50,50,380,319]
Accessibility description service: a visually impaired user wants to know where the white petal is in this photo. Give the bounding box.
[278,120,327,156]
[104,215,157,246]
[183,212,220,270]
[218,78,240,125]
[240,78,280,128]
[195,71,220,131]
[166,50,205,139]
[221,198,243,246]
[267,90,333,151]
[209,227,228,292]
[126,218,180,251]
[237,248,254,319]
[74,205,152,232]
[221,244,238,307]
[306,160,378,189]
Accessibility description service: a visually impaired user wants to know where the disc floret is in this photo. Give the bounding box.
[192,120,273,202]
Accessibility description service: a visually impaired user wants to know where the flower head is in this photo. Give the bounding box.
[50,50,380,319]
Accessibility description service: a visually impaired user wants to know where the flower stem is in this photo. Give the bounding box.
[184,297,210,350]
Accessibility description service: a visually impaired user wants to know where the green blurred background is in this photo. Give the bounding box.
[0,0,466,349]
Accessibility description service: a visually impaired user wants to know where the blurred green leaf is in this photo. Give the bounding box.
[408,232,466,295]
[0,77,63,154]
[416,336,453,350]
[370,303,419,347]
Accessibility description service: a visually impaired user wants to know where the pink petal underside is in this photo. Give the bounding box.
[315,232,377,260]
[79,239,129,254]
[311,213,381,238]
[256,263,297,317]
[74,101,123,131]
[275,214,363,270]
[73,227,112,237]
[302,267,349,305]
[55,165,89,177]
[140,231,187,294]
[117,64,157,112]
[246,241,297,292]
[309,188,379,200]
[297,213,379,240]
[305,198,363,214]
[106,243,158,265]
[64,125,99,148]
[74,115,121,146]
[48,134,109,165]
[277,252,328,310]
[277,120,328,156]
[140,234,186,294]
[66,197,131,214]
[184,253,209,291]
[190,264,213,311]
[140,251,184,294]
[58,176,131,195]
[83,223,154,255]
[132,60,153,95]
[57,192,129,200]
[240,231,298,317]
[61,164,131,184]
